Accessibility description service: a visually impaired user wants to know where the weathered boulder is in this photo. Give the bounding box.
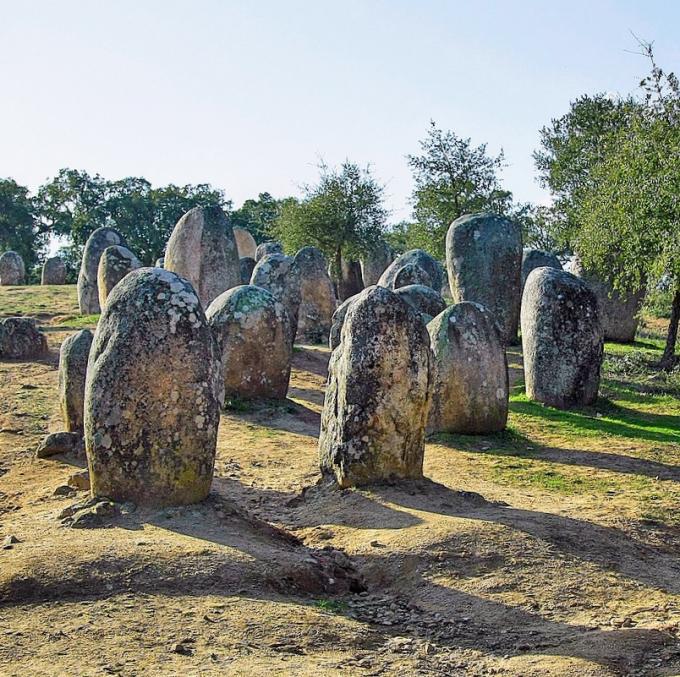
[77,227,125,314]
[360,241,393,286]
[521,267,603,409]
[569,257,644,343]
[0,251,26,285]
[338,258,364,301]
[58,329,93,432]
[41,256,67,285]
[446,213,522,343]
[255,241,283,261]
[165,206,240,308]
[250,253,301,339]
[319,286,432,487]
[84,268,222,506]
[427,302,508,433]
[36,432,83,458]
[233,227,257,259]
[293,247,336,343]
[378,249,442,292]
[206,285,292,399]
[97,245,142,309]
[521,249,562,289]
[329,293,360,350]
[394,284,446,322]
[155,257,165,268]
[0,318,48,359]
[239,256,256,285]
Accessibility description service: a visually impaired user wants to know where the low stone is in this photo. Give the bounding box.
[394,284,446,321]
[0,251,26,285]
[97,245,142,309]
[41,256,67,285]
[53,484,76,497]
[0,318,48,359]
[58,329,93,432]
[68,470,91,491]
[36,432,83,458]
[239,256,256,284]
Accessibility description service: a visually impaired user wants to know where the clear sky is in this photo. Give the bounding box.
[2,0,678,222]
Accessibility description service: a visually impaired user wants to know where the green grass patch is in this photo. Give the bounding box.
[55,314,100,328]
[314,599,347,614]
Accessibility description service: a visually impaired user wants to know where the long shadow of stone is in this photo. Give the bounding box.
[291,345,330,378]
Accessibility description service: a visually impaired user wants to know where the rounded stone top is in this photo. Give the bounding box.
[378,249,442,291]
[293,246,327,271]
[523,265,599,313]
[255,241,284,261]
[206,283,281,319]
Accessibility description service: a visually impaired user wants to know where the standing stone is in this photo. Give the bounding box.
[58,330,93,433]
[394,284,446,322]
[319,286,432,487]
[206,285,292,399]
[378,249,443,293]
[427,302,508,433]
[165,206,240,308]
[329,292,361,350]
[0,318,48,359]
[233,227,257,259]
[521,249,561,289]
[250,253,301,339]
[255,241,283,261]
[446,213,522,344]
[41,256,67,285]
[77,227,125,314]
[338,258,364,301]
[155,257,165,268]
[361,241,393,286]
[85,268,222,506]
[0,251,26,285]
[440,266,454,302]
[293,247,336,343]
[569,257,644,343]
[97,245,142,309]
[521,267,603,409]
[240,256,256,284]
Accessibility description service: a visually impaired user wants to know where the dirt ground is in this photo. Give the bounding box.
[1,285,679,676]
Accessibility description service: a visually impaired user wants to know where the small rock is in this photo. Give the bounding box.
[171,642,194,656]
[67,470,90,491]
[53,484,76,497]
[36,432,82,458]
[370,540,385,548]
[2,534,19,549]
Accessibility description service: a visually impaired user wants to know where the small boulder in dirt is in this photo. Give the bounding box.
[36,431,83,458]
[0,317,48,359]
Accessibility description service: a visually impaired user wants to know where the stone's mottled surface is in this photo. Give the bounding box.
[391,263,433,290]
[521,249,562,289]
[250,253,301,339]
[97,245,142,309]
[0,251,26,285]
[206,285,292,399]
[77,228,125,314]
[41,256,67,285]
[378,249,443,292]
[521,267,603,409]
[394,284,446,322]
[440,266,454,302]
[293,247,336,343]
[255,241,283,261]
[85,268,222,507]
[360,241,393,286]
[239,256,256,284]
[338,258,364,301]
[446,213,522,344]
[36,432,82,458]
[0,317,48,359]
[328,292,361,350]
[233,227,257,259]
[427,302,508,434]
[319,286,432,488]
[58,329,93,433]
[568,257,644,343]
[165,206,240,308]
[155,257,165,268]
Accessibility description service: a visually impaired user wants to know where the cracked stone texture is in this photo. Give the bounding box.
[319,286,432,488]
[446,213,522,344]
[0,251,26,285]
[293,247,337,344]
[233,227,257,259]
[378,249,443,293]
[164,206,240,308]
[427,302,508,434]
[521,267,603,409]
[41,256,67,285]
[58,329,93,433]
[206,285,292,399]
[77,227,125,314]
[97,245,142,310]
[84,268,222,506]
[0,317,48,359]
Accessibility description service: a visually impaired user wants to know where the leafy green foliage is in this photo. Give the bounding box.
[231,192,291,243]
[0,178,46,270]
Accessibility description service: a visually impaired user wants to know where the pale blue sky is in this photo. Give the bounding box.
[2,1,678,221]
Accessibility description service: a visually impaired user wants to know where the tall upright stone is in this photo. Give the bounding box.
[58,329,93,433]
[250,253,301,339]
[85,268,222,506]
[428,303,508,433]
[446,213,522,343]
[77,227,125,314]
[41,256,67,285]
[255,241,283,261]
[338,258,364,301]
[521,249,562,289]
[97,245,141,309]
[378,249,443,292]
[0,251,26,285]
[319,286,432,487]
[233,227,257,259]
[360,240,393,286]
[206,285,292,399]
[165,206,240,308]
[522,267,603,409]
[293,247,336,343]
[329,292,360,350]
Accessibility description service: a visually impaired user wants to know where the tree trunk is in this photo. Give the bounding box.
[659,286,680,371]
